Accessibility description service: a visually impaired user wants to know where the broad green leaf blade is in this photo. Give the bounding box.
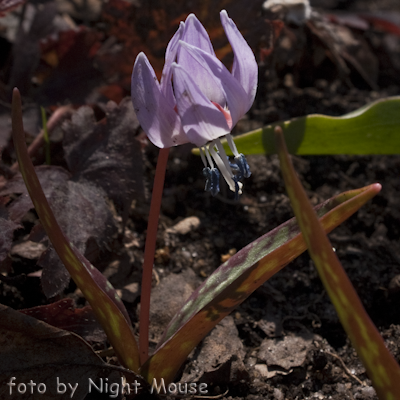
[141,183,380,384]
[11,89,140,373]
[274,126,400,400]
[194,96,400,155]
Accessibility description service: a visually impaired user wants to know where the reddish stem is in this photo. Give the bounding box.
[139,147,170,365]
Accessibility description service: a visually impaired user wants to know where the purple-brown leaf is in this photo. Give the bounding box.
[0,304,110,400]
[0,207,21,263]
[62,98,145,214]
[0,166,117,297]
[19,298,106,342]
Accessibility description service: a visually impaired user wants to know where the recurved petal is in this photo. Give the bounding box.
[179,41,248,128]
[131,53,188,148]
[171,62,230,147]
[220,10,258,110]
[181,14,215,55]
[178,16,225,106]
[161,21,184,106]
[178,40,226,107]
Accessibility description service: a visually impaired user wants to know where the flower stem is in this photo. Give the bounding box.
[139,147,170,365]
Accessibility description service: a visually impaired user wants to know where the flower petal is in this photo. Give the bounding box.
[131,53,188,148]
[220,10,258,110]
[161,21,184,106]
[181,14,215,55]
[171,62,230,147]
[178,41,248,127]
[177,15,226,106]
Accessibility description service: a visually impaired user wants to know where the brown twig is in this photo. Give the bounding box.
[325,350,365,386]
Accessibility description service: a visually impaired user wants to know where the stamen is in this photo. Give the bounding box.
[209,140,243,194]
[208,143,240,194]
[214,139,235,179]
[226,134,239,157]
[203,167,220,196]
[199,137,249,199]
[204,146,214,169]
[199,147,207,168]
[228,158,240,174]
[235,154,251,179]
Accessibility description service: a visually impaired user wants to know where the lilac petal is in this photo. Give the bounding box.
[181,14,215,55]
[171,62,230,147]
[177,15,226,106]
[179,41,248,128]
[161,21,184,106]
[220,10,258,110]
[131,53,188,148]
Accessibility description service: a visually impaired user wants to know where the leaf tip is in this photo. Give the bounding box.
[12,87,20,102]
[372,183,382,193]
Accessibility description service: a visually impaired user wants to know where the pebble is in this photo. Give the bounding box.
[166,216,200,235]
[117,282,139,303]
[359,386,376,398]
[254,363,269,377]
[11,241,46,259]
[273,388,284,400]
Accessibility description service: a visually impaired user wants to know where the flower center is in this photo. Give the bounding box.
[199,134,251,199]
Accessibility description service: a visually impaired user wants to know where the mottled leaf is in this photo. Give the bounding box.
[141,183,380,383]
[274,126,400,400]
[12,88,140,373]
[0,304,109,400]
[19,298,106,342]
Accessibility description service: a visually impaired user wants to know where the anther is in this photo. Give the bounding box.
[234,154,251,179]
[203,167,220,196]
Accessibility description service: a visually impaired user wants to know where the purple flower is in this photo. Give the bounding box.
[131,10,257,197]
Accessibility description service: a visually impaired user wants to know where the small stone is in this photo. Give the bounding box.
[155,247,170,264]
[360,386,376,398]
[254,364,269,377]
[166,216,201,235]
[246,357,257,367]
[258,332,314,370]
[336,383,346,393]
[120,282,140,303]
[11,241,46,259]
[273,388,284,400]
[220,248,237,263]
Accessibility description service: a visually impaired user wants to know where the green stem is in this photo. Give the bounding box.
[139,147,170,365]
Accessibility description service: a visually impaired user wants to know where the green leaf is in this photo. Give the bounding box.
[274,126,400,400]
[194,96,400,155]
[11,89,140,373]
[141,182,380,384]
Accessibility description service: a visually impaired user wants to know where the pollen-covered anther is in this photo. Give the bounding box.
[234,153,251,179]
[203,167,220,196]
